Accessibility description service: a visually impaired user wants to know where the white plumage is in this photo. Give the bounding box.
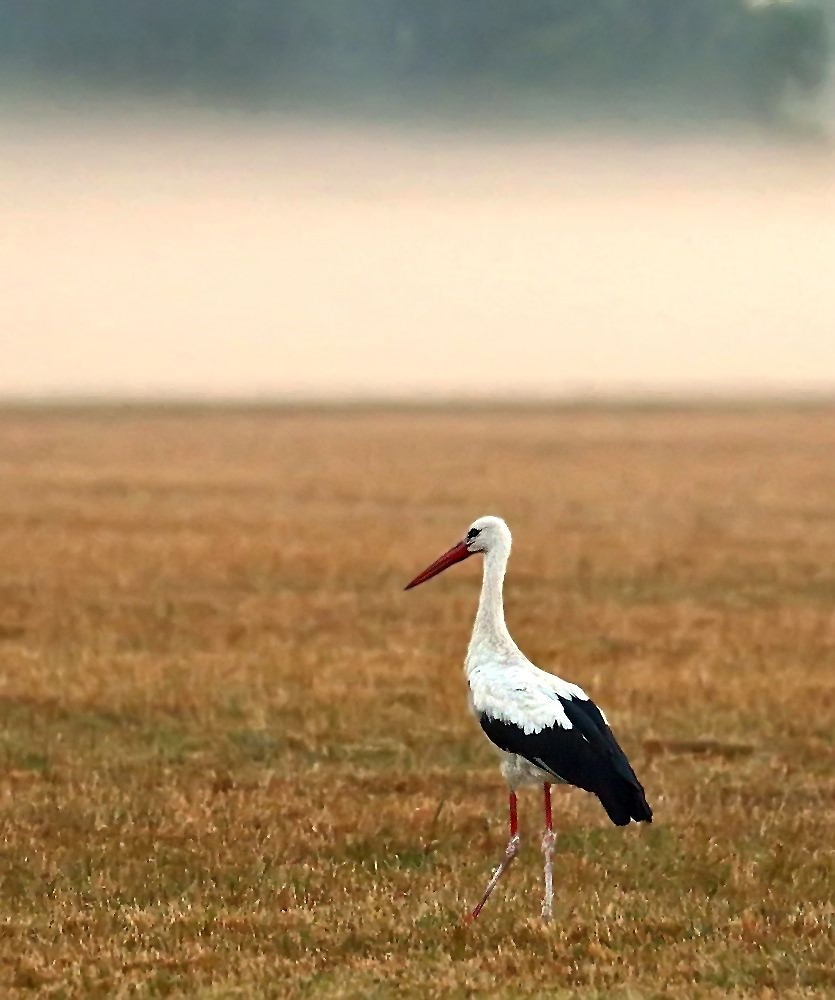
[406,514,651,921]
[467,660,590,734]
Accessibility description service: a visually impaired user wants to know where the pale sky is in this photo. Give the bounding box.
[2,115,834,399]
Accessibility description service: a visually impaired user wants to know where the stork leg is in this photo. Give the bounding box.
[469,791,520,921]
[541,782,556,920]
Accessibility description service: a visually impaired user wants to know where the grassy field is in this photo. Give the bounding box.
[0,405,833,997]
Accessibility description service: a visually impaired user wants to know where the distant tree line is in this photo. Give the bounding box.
[0,0,828,121]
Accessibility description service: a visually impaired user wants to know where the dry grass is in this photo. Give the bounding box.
[0,404,833,997]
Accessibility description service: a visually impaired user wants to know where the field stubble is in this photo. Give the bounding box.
[0,406,833,996]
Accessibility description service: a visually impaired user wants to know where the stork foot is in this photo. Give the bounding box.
[469,833,520,921]
[541,829,556,920]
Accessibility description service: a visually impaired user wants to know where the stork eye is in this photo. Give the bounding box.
[467,528,481,540]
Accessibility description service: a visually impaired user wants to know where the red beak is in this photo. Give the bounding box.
[404,540,473,590]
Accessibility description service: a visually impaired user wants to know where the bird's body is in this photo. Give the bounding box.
[466,618,652,827]
[406,515,651,920]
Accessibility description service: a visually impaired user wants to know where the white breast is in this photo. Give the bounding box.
[466,646,590,735]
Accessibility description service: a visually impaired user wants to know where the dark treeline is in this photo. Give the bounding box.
[0,1,829,122]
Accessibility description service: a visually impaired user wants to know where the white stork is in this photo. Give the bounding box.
[405,515,652,921]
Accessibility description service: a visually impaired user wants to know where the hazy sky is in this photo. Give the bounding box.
[2,114,834,399]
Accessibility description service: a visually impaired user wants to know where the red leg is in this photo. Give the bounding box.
[469,791,520,921]
[541,783,556,919]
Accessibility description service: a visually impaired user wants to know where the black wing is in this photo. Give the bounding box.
[480,697,652,826]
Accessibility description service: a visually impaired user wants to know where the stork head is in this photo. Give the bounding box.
[404,515,511,590]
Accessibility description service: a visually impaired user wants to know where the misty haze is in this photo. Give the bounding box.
[3,114,834,399]
[3,0,834,400]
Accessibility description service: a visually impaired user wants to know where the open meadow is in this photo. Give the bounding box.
[0,404,833,997]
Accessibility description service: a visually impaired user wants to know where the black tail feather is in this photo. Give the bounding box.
[596,777,653,826]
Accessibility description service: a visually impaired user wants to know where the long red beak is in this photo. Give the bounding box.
[404,540,473,590]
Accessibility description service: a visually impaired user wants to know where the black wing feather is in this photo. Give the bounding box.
[480,696,652,826]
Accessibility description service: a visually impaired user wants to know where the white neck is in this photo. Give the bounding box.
[469,541,515,652]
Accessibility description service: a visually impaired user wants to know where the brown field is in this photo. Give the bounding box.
[0,405,833,997]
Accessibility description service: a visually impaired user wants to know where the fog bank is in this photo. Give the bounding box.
[2,116,833,399]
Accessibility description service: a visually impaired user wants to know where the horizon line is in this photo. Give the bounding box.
[2,388,835,413]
